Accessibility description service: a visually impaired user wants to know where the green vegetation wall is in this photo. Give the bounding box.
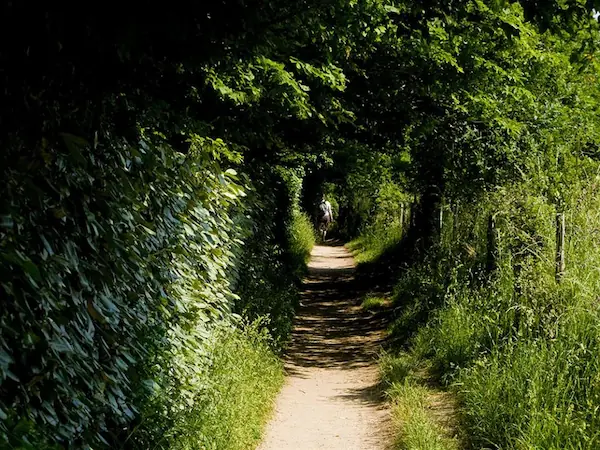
[0,126,307,447]
[0,3,326,448]
[328,2,600,449]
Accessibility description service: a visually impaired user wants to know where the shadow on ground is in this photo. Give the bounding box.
[284,243,394,374]
[259,243,395,450]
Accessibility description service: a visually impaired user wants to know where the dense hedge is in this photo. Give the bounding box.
[0,123,298,447]
[0,4,322,447]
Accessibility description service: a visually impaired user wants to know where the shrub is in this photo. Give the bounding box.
[0,131,248,447]
[0,131,305,448]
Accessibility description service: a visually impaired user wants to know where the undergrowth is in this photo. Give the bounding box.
[357,178,600,449]
[115,172,309,449]
[345,181,409,265]
[132,321,283,450]
[347,216,405,267]
[287,210,316,277]
[380,353,460,450]
[348,226,403,265]
[173,322,283,450]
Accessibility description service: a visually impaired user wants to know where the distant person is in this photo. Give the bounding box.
[317,196,333,241]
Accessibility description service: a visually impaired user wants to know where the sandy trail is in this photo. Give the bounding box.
[258,244,393,450]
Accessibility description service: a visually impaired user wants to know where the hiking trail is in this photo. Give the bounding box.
[258,244,393,450]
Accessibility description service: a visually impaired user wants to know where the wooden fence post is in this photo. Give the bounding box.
[400,203,405,232]
[486,214,497,273]
[556,213,565,282]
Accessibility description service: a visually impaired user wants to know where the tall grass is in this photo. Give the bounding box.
[132,321,284,449]
[176,322,284,450]
[361,294,390,312]
[358,178,600,449]
[380,353,460,450]
[348,220,405,265]
[346,181,409,264]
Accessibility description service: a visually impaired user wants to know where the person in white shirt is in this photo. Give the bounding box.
[316,196,334,241]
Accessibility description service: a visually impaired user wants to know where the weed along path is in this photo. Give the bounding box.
[258,244,393,450]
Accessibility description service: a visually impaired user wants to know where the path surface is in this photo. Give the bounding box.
[258,244,393,450]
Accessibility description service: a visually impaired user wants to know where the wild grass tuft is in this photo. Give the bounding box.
[287,210,316,276]
[361,294,390,312]
[380,352,460,450]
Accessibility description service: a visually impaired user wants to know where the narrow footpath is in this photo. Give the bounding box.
[258,244,393,450]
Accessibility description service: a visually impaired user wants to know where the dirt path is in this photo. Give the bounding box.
[258,244,393,450]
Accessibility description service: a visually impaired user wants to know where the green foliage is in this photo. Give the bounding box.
[3,0,600,448]
[0,128,248,447]
[287,211,316,277]
[1,1,338,446]
[460,323,600,450]
[360,294,389,312]
[185,322,283,450]
[0,132,302,448]
[360,176,600,449]
[347,181,410,264]
[388,382,459,450]
[233,168,313,348]
[380,353,460,450]
[132,321,283,450]
[444,182,600,449]
[334,9,600,442]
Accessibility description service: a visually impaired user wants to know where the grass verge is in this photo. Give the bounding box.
[135,321,284,450]
[347,221,404,266]
[380,352,462,450]
[185,322,284,450]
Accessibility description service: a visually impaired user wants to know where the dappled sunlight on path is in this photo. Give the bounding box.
[258,244,393,450]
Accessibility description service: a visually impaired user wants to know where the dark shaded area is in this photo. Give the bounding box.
[284,246,393,374]
[352,194,447,294]
[332,383,388,408]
